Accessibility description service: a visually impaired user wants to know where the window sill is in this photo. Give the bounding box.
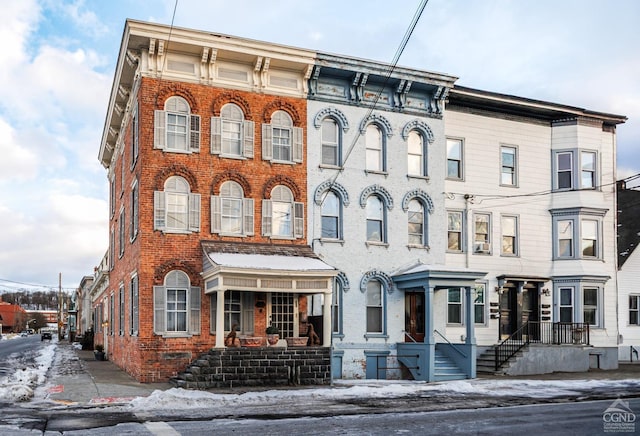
[319,238,345,245]
[473,251,492,255]
[158,332,193,338]
[407,244,430,251]
[269,235,296,240]
[218,232,249,238]
[500,253,519,258]
[270,159,297,165]
[159,229,193,235]
[366,241,389,248]
[447,250,465,254]
[499,183,519,188]
[446,177,464,182]
[161,148,193,155]
[407,174,430,182]
[364,334,389,340]
[217,154,247,160]
[319,164,342,170]
[332,333,345,340]
[365,170,388,177]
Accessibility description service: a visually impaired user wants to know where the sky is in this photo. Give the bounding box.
[0,0,638,292]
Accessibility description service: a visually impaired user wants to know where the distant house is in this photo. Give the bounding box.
[617,180,640,361]
[0,299,28,333]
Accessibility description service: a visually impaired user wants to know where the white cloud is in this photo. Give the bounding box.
[0,118,39,181]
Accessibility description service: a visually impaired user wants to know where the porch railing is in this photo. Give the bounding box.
[495,322,590,371]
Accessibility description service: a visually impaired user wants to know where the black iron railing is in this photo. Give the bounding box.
[495,322,590,370]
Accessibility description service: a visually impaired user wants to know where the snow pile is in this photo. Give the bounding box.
[0,343,56,402]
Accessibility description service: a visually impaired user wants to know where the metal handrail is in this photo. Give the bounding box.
[402,330,418,343]
[494,321,530,371]
[433,329,467,358]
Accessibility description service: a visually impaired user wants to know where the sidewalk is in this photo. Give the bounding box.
[43,341,171,406]
[43,340,640,406]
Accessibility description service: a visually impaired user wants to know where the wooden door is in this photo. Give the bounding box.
[404,292,425,342]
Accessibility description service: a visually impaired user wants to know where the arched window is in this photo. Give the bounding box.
[322,118,340,166]
[211,103,254,158]
[153,270,201,336]
[262,185,304,239]
[211,181,254,236]
[154,96,200,153]
[262,110,303,163]
[365,124,384,172]
[366,195,385,243]
[154,176,201,233]
[407,199,427,246]
[407,130,426,177]
[321,191,341,239]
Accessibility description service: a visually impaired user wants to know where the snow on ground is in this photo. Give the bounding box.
[129,377,640,411]
[0,340,56,402]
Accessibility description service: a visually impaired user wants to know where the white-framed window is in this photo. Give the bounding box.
[447,288,462,324]
[109,227,115,271]
[556,151,573,190]
[211,103,254,158]
[210,291,254,335]
[130,179,139,242]
[447,211,464,252]
[581,151,596,188]
[154,176,201,233]
[211,181,254,236]
[262,185,303,239]
[553,150,599,190]
[118,284,125,336]
[366,195,385,243]
[629,295,640,326]
[551,208,605,260]
[154,96,200,153]
[365,124,384,172]
[407,199,427,246]
[559,287,574,322]
[262,110,302,163]
[153,270,201,336]
[501,215,518,256]
[501,145,517,186]
[321,191,341,239]
[109,293,114,335]
[332,275,347,336]
[407,130,426,177]
[322,118,340,166]
[129,273,139,336]
[118,207,125,258]
[554,280,603,328]
[366,279,383,334]
[110,176,116,218]
[446,138,463,180]
[130,102,139,169]
[474,284,486,325]
[474,213,491,254]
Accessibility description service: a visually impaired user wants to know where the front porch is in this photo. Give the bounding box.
[392,263,488,382]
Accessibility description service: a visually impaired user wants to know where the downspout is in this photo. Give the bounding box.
[464,194,474,269]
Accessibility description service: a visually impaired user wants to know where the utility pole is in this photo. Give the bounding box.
[58,273,62,340]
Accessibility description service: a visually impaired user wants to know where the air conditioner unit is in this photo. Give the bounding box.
[474,242,490,253]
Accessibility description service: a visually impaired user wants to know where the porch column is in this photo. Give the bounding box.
[322,290,333,346]
[215,289,225,348]
[464,286,476,345]
[424,285,435,382]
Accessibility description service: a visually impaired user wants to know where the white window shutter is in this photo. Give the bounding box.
[262,123,273,161]
[293,126,303,163]
[262,199,272,236]
[153,286,165,334]
[154,191,166,230]
[154,110,166,149]
[190,114,201,152]
[210,116,222,154]
[189,193,201,232]
[243,120,254,158]
[211,195,221,233]
[189,286,201,335]
[243,198,254,236]
[294,201,304,238]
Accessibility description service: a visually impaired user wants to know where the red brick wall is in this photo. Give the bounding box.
[103,77,308,382]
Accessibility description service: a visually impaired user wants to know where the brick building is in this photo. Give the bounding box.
[98,20,335,382]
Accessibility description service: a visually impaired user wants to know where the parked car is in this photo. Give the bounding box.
[20,331,29,337]
[41,331,52,341]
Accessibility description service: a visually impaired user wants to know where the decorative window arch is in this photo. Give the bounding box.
[359,270,394,294]
[359,185,393,210]
[359,113,393,137]
[401,119,434,143]
[401,189,434,213]
[314,180,349,207]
